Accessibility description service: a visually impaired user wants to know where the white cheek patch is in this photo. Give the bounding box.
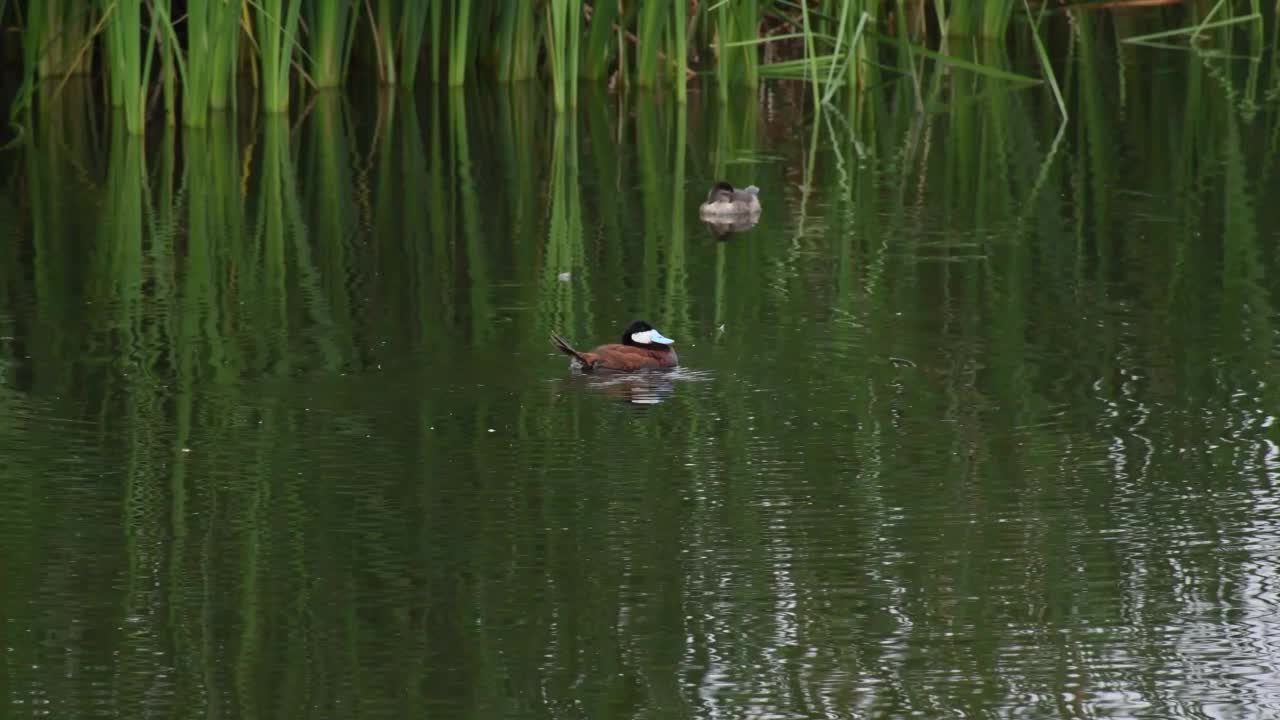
[630,330,654,344]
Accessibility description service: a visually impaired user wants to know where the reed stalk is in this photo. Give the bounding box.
[494,2,518,82]
[582,0,619,79]
[34,1,96,77]
[252,0,304,112]
[373,0,398,85]
[399,1,430,85]
[981,0,1017,40]
[308,0,356,88]
[448,0,474,86]
[428,0,444,82]
[672,0,687,103]
[800,0,821,110]
[546,0,583,109]
[177,0,239,125]
[636,0,666,87]
[948,0,975,37]
[210,3,239,109]
[568,0,583,105]
[153,0,178,123]
[715,0,760,102]
[103,0,148,133]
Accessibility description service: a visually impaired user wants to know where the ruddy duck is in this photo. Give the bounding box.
[551,320,679,372]
[699,181,761,217]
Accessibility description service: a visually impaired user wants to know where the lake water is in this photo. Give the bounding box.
[3,46,1280,719]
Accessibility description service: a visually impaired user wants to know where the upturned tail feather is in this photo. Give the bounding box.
[550,332,594,370]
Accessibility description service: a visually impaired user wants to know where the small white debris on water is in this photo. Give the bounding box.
[558,272,572,282]
[181,448,191,453]
[488,428,496,433]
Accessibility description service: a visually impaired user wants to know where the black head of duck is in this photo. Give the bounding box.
[550,320,679,372]
[699,181,761,218]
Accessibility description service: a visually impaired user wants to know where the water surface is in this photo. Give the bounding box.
[3,45,1280,719]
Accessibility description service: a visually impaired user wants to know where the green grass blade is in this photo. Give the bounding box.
[1122,14,1261,45]
[722,32,838,47]
[1023,0,1065,119]
[869,31,1044,84]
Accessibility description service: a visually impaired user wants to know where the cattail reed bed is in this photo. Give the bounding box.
[0,0,1273,135]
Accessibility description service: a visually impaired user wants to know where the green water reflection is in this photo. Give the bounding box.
[3,36,1280,719]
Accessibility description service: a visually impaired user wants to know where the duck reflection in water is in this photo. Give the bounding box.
[703,214,760,239]
[583,372,677,405]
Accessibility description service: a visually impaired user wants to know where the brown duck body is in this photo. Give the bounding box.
[568,342,678,372]
[551,321,679,372]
